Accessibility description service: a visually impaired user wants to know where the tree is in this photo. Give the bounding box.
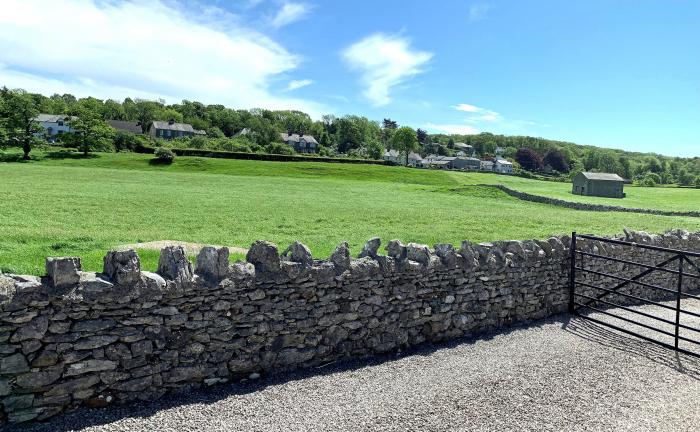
[389,126,419,166]
[678,169,695,186]
[447,138,455,149]
[336,117,362,153]
[0,88,42,159]
[416,128,428,144]
[382,118,398,130]
[515,147,544,171]
[543,149,569,172]
[68,109,114,156]
[134,100,158,134]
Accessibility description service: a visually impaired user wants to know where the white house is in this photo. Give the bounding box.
[494,158,514,174]
[34,114,75,142]
[407,151,423,168]
[495,146,506,155]
[382,149,401,164]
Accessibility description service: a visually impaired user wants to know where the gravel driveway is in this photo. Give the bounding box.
[8,300,700,432]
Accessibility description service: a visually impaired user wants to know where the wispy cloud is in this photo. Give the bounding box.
[286,79,313,91]
[453,103,500,122]
[0,0,327,117]
[424,122,479,135]
[343,33,432,106]
[468,3,490,21]
[453,103,480,112]
[270,2,311,28]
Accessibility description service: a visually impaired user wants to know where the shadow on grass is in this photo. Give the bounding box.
[147,158,174,166]
[43,150,100,160]
[0,153,27,163]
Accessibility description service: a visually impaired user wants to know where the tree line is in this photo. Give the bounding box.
[1,87,698,186]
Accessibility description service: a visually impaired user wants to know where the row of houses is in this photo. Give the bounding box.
[34,114,207,142]
[35,114,323,154]
[382,150,514,174]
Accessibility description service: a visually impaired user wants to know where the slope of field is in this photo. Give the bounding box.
[1,151,699,275]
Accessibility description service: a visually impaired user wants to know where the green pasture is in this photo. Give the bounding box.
[1,150,699,275]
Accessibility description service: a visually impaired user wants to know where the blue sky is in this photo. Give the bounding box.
[0,1,698,156]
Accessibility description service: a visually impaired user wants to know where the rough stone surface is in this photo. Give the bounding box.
[281,242,313,268]
[195,247,230,282]
[103,250,141,285]
[246,241,281,274]
[358,237,381,259]
[0,229,698,426]
[157,246,193,282]
[45,257,81,288]
[330,242,351,273]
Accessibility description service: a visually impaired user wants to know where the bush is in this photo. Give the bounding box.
[153,147,175,164]
[266,142,295,155]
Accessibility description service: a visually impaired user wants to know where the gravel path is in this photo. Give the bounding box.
[9,301,700,432]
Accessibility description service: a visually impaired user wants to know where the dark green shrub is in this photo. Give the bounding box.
[154,147,175,164]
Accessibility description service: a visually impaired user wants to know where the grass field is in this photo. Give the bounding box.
[2,150,699,275]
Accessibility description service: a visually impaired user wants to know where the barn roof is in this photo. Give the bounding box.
[580,172,624,181]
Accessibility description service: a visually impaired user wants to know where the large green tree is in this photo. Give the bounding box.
[0,88,43,159]
[389,126,419,166]
[68,109,114,156]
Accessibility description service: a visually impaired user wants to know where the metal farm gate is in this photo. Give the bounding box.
[569,232,700,357]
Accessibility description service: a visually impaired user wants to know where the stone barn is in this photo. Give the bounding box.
[572,172,625,198]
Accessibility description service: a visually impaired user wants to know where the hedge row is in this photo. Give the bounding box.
[136,145,390,165]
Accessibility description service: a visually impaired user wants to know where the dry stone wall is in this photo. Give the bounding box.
[0,229,699,425]
[485,184,700,217]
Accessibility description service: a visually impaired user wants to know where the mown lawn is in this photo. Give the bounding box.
[1,150,699,275]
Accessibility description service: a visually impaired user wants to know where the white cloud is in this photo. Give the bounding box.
[286,79,313,91]
[0,0,327,117]
[453,103,480,112]
[469,3,490,21]
[343,33,432,106]
[424,123,479,135]
[453,103,500,122]
[271,2,311,28]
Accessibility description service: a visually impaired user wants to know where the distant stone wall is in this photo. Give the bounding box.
[1,229,698,425]
[484,184,700,217]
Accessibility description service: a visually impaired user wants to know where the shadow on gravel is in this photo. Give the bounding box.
[5,317,556,432]
[563,316,700,380]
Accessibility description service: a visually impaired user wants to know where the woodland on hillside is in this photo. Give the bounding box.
[1,87,698,186]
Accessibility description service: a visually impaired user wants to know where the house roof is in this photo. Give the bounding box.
[384,149,400,158]
[428,160,451,165]
[496,159,513,165]
[35,114,75,123]
[107,120,143,134]
[580,172,624,181]
[481,160,494,165]
[152,121,196,133]
[457,157,481,162]
[280,133,318,144]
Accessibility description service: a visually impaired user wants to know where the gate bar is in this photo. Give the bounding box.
[576,251,695,277]
[573,313,700,358]
[574,292,700,333]
[576,234,700,258]
[573,280,700,318]
[574,302,700,345]
[574,266,700,300]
